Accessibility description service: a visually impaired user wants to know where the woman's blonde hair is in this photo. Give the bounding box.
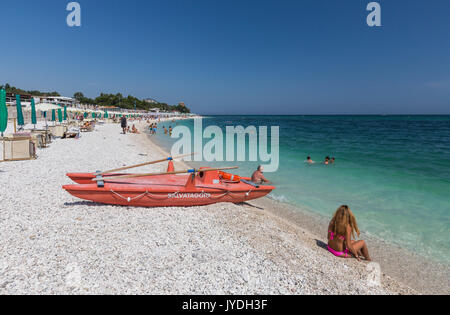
[331,205,360,239]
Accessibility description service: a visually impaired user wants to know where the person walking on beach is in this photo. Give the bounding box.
[327,205,371,261]
[251,166,270,184]
[120,116,127,134]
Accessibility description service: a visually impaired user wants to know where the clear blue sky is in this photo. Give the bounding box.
[1,0,449,114]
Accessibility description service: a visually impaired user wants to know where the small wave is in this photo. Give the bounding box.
[268,194,290,203]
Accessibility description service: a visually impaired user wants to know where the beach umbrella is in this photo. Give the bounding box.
[92,112,96,119]
[58,108,63,123]
[84,112,88,118]
[51,109,56,122]
[16,95,24,126]
[31,98,37,126]
[0,89,7,135]
[64,106,68,121]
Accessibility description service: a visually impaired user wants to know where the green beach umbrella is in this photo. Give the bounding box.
[64,106,68,121]
[84,112,88,118]
[58,108,63,123]
[0,89,7,134]
[51,109,56,122]
[16,95,24,126]
[105,110,108,118]
[92,112,96,119]
[31,98,37,126]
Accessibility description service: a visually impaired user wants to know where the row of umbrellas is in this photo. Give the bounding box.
[0,89,148,135]
[0,91,69,129]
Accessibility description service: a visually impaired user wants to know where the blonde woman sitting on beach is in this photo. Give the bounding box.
[327,205,371,261]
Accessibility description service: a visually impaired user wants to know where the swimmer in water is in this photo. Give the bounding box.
[331,157,336,164]
[306,156,315,164]
[324,156,330,165]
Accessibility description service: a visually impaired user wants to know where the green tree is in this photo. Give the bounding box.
[74,92,84,101]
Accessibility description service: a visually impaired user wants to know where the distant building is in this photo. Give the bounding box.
[40,96,78,107]
[98,106,121,112]
[6,92,32,105]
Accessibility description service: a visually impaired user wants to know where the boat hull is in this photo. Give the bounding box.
[63,172,274,208]
[63,184,273,207]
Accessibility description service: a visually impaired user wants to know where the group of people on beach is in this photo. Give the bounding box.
[163,126,173,137]
[119,116,139,134]
[148,123,157,135]
[306,156,335,165]
[121,116,176,137]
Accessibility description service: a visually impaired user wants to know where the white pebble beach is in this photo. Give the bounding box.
[0,121,420,294]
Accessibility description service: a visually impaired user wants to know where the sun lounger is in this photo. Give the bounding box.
[62,132,79,139]
[80,124,94,132]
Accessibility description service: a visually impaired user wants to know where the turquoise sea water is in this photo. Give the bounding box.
[151,115,450,264]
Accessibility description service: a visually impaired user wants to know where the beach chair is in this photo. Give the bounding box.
[49,125,67,138]
[31,130,48,148]
[30,132,45,149]
[1,136,36,162]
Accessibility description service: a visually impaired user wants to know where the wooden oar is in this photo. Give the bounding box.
[100,152,196,175]
[93,166,239,181]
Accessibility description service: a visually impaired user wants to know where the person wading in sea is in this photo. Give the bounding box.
[251,166,271,184]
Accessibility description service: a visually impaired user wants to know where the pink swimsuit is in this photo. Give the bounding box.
[328,231,349,258]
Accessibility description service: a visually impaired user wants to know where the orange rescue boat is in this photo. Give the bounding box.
[63,167,275,208]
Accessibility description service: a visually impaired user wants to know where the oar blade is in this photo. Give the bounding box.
[100,152,197,174]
